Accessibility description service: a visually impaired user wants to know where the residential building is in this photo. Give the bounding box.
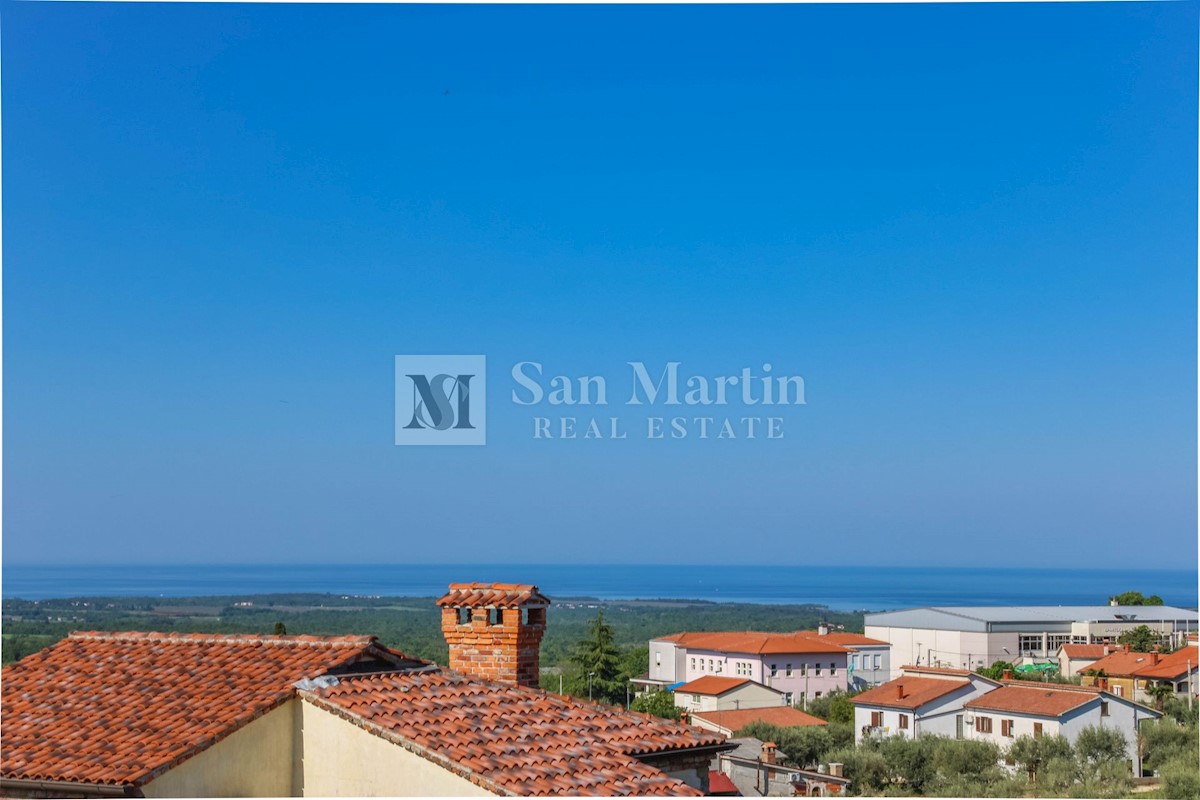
[962,679,1155,768]
[851,667,1161,774]
[865,606,1198,678]
[1078,644,1198,705]
[674,676,786,712]
[646,628,888,705]
[0,582,733,797]
[690,706,826,738]
[850,666,999,742]
[1056,643,1112,678]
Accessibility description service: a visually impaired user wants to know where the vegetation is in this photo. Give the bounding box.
[1109,591,1165,606]
[1117,624,1168,653]
[629,690,680,720]
[805,688,859,724]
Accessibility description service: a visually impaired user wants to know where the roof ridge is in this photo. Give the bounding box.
[66,631,378,647]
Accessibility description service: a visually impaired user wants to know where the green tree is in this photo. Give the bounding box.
[1145,681,1175,712]
[565,611,624,704]
[1110,591,1165,606]
[272,621,288,635]
[807,689,858,724]
[629,690,680,720]
[1117,625,1162,653]
[977,660,1015,680]
[879,735,938,793]
[825,745,888,795]
[1073,725,1127,768]
[1160,755,1200,800]
[1141,718,1199,771]
[1009,734,1072,783]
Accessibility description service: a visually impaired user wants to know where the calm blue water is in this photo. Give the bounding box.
[2,564,1196,611]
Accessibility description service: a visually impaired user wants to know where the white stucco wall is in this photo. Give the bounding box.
[650,640,680,683]
[299,701,495,797]
[675,682,784,712]
[142,701,297,797]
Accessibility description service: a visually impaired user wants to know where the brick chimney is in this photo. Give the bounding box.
[1002,669,1013,681]
[895,683,904,700]
[1151,647,1160,665]
[762,742,777,765]
[437,582,549,688]
[1123,643,1131,654]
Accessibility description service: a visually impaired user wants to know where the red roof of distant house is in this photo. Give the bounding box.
[691,706,827,734]
[301,670,727,796]
[653,631,851,655]
[436,582,551,608]
[965,685,1097,718]
[708,771,739,795]
[0,632,400,787]
[1084,646,1198,680]
[675,676,758,696]
[851,677,971,710]
[1060,644,1108,659]
[796,631,890,647]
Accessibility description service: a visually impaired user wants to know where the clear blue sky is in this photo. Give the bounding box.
[3,2,1196,567]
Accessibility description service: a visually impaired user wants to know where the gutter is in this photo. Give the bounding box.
[0,778,142,797]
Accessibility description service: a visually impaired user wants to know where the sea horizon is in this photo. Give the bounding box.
[3,563,1196,611]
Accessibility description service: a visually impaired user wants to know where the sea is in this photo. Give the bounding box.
[2,563,1197,611]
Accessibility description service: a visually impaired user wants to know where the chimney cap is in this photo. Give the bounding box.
[437,583,551,609]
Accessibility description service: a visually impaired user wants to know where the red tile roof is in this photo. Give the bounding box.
[655,632,851,655]
[0,632,396,787]
[1060,644,1109,659]
[796,631,890,647]
[708,771,739,795]
[675,676,756,696]
[965,685,1096,717]
[1083,646,1198,680]
[691,706,827,733]
[851,677,971,710]
[299,671,728,796]
[436,582,551,608]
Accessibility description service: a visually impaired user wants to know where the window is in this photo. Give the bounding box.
[975,716,993,734]
[815,691,823,699]
[873,654,881,669]
[801,663,808,676]
[708,659,714,671]
[457,608,472,625]
[1019,635,1043,655]
[815,664,823,676]
[783,692,793,705]
[1113,685,1125,698]
[786,663,793,677]
[1048,635,1070,652]
[488,608,503,626]
[1001,720,1014,738]
[1033,723,1044,738]
[899,714,909,730]
[690,658,695,670]
[830,662,838,676]
[850,655,857,669]
[655,653,661,665]
[871,711,883,727]
[1101,701,1110,717]
[770,664,778,677]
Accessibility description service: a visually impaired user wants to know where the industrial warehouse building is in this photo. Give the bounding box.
[864,606,1199,678]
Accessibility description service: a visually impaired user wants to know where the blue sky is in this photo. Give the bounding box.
[3,2,1196,567]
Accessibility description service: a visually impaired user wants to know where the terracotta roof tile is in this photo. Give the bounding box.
[1060,644,1109,659]
[691,706,826,733]
[0,631,392,786]
[708,771,739,794]
[1083,646,1197,680]
[655,632,850,655]
[851,677,971,710]
[675,676,757,696]
[964,685,1096,717]
[299,671,727,796]
[436,582,551,609]
[795,631,890,647]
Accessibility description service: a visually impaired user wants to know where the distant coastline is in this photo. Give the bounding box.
[3,563,1196,610]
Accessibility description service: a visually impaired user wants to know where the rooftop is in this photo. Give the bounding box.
[0,631,403,787]
[964,684,1097,718]
[1084,645,1198,680]
[301,671,727,796]
[436,582,551,609]
[654,631,851,655]
[866,606,1199,633]
[691,706,827,733]
[1059,644,1110,659]
[851,677,972,710]
[675,676,758,696]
